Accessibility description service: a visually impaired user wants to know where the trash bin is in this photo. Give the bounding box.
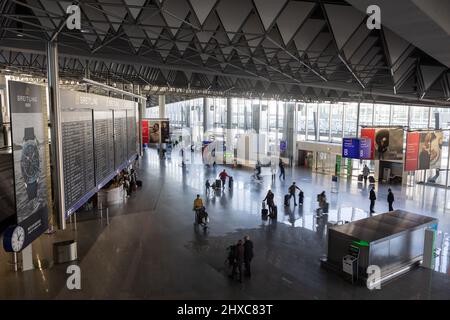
[53,240,78,264]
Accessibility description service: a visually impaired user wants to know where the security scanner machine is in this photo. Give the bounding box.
[321,210,437,285]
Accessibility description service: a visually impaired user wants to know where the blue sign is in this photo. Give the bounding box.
[342,138,360,159]
[280,140,287,152]
[359,138,372,159]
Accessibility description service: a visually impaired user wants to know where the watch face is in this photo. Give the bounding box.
[21,140,40,184]
[12,226,25,252]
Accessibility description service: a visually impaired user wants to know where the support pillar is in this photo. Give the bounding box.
[202,97,208,135]
[285,102,296,166]
[47,41,66,230]
[226,98,233,163]
[159,95,165,118]
[136,85,144,156]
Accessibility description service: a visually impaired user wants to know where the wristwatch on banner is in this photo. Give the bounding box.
[20,127,40,200]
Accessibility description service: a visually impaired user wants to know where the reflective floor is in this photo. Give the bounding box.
[0,148,450,299]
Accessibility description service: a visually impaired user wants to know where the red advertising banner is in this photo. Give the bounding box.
[405,132,420,171]
[360,128,375,160]
[142,119,149,144]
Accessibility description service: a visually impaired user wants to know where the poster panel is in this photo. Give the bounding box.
[160,120,170,143]
[9,81,49,245]
[405,132,420,171]
[148,120,161,144]
[142,120,149,144]
[430,131,443,169]
[342,138,360,159]
[361,128,404,160]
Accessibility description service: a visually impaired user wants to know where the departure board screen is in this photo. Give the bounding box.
[126,109,137,159]
[114,110,127,169]
[62,110,95,214]
[93,110,114,186]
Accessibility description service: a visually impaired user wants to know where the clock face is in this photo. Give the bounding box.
[11,226,25,252]
[21,141,40,184]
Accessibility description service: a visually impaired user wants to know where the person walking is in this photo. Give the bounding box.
[369,186,377,214]
[279,158,285,180]
[363,164,370,184]
[205,180,211,195]
[219,169,229,189]
[230,239,245,282]
[263,190,275,214]
[243,235,254,278]
[387,188,394,211]
[288,182,301,206]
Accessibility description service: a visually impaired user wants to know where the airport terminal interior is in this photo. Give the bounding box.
[0,0,450,300]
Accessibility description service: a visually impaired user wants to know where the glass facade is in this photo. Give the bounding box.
[147,97,450,187]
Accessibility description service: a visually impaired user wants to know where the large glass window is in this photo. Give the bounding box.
[307,103,318,140]
[330,102,344,142]
[390,104,408,126]
[359,103,373,126]
[344,102,358,137]
[297,102,306,141]
[409,106,430,129]
[373,104,391,125]
[318,102,330,141]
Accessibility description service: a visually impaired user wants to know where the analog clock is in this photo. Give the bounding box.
[3,225,26,252]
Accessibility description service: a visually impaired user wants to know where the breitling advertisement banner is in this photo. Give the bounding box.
[8,80,49,247]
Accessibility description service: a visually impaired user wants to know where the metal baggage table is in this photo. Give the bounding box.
[323,210,438,283]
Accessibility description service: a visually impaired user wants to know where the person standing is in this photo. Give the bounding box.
[263,190,275,214]
[219,169,229,189]
[387,188,394,211]
[363,164,370,183]
[243,235,254,278]
[369,186,377,214]
[279,158,285,180]
[231,240,245,282]
[288,182,300,206]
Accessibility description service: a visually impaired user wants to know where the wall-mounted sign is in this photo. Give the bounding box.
[8,81,49,249]
[361,127,404,160]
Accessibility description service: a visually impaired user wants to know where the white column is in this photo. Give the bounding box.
[158,95,166,118]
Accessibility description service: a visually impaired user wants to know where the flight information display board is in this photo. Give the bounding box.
[60,90,138,217]
[127,109,137,159]
[62,110,95,215]
[114,110,127,170]
[93,110,114,187]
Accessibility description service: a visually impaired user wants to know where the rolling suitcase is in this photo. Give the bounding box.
[261,201,268,216]
[215,179,221,189]
[136,180,143,187]
[369,176,375,184]
[298,191,304,205]
[358,174,363,182]
[284,194,290,206]
[229,176,233,189]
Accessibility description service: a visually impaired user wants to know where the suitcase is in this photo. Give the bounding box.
[284,194,290,206]
[261,208,269,216]
[215,179,221,189]
[229,176,233,189]
[298,191,304,205]
[136,180,143,187]
[358,174,363,182]
[369,176,375,183]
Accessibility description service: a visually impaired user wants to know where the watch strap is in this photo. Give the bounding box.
[26,181,38,200]
[24,127,35,141]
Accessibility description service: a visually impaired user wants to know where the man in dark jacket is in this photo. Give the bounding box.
[279,158,285,180]
[369,187,377,214]
[387,188,394,211]
[243,235,254,278]
[230,240,245,282]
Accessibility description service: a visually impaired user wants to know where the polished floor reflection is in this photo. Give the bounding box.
[0,148,449,299]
